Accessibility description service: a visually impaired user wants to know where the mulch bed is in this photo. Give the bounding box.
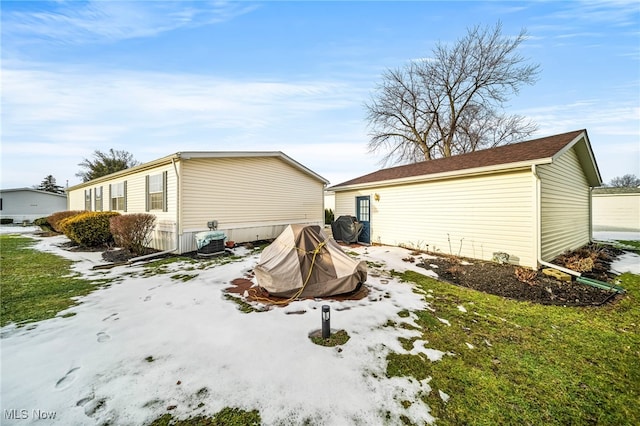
[226,276,369,307]
[409,243,625,307]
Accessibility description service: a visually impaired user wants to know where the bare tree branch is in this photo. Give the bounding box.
[365,21,540,165]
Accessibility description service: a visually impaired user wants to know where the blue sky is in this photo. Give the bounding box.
[2,0,639,189]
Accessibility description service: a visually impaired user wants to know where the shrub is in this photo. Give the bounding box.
[0,218,14,225]
[33,217,53,232]
[109,214,156,255]
[63,211,120,247]
[515,266,537,284]
[48,210,86,233]
[324,208,334,225]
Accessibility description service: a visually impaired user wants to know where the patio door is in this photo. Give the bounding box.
[356,196,371,244]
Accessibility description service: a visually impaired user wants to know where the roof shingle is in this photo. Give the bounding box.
[332,129,586,188]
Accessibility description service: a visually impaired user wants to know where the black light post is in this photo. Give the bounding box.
[321,305,331,339]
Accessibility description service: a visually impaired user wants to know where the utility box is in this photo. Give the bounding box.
[195,231,227,256]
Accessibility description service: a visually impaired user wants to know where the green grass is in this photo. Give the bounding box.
[309,329,351,346]
[614,240,640,252]
[0,235,99,327]
[149,407,260,426]
[387,270,640,426]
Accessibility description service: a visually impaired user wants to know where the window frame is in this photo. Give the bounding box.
[84,189,92,211]
[146,172,167,212]
[94,186,103,211]
[110,182,127,212]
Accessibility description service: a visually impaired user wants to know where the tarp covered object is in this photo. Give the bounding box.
[254,224,367,298]
[331,215,363,244]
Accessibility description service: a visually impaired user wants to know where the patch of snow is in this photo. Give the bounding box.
[457,305,467,313]
[1,233,443,426]
[465,342,475,349]
[408,340,447,362]
[593,231,640,242]
[0,224,41,234]
[438,390,450,403]
[611,252,640,275]
[437,317,451,326]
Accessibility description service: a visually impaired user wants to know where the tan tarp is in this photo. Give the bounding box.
[254,224,367,298]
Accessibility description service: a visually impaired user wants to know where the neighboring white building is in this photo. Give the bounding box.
[330,130,601,269]
[324,190,336,211]
[0,188,67,223]
[66,152,328,254]
[592,187,640,232]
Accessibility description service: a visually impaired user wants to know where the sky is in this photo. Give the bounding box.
[1,0,639,190]
[2,226,638,425]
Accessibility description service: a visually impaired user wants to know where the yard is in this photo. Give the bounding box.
[1,226,639,425]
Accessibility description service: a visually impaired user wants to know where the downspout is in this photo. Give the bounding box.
[532,164,581,277]
[127,157,180,264]
[532,166,623,294]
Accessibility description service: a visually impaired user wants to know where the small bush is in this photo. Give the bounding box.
[48,210,85,233]
[110,214,156,255]
[63,211,120,247]
[515,266,537,284]
[0,218,14,225]
[324,208,334,225]
[33,217,48,226]
[33,217,53,232]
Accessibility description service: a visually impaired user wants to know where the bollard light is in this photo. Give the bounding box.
[321,305,331,339]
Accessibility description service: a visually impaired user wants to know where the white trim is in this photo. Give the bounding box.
[67,151,328,192]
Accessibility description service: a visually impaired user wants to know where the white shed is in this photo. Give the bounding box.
[67,152,328,254]
[592,187,640,232]
[330,130,601,269]
[0,188,67,223]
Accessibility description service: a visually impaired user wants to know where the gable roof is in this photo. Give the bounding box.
[331,130,601,190]
[67,151,328,191]
[0,187,67,198]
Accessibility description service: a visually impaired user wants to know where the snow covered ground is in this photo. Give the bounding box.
[1,229,442,425]
[1,227,638,425]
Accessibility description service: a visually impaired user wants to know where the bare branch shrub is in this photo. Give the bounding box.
[110,214,156,255]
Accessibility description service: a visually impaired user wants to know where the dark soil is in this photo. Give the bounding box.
[410,243,625,307]
[102,247,163,263]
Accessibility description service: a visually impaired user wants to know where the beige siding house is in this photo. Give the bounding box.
[592,187,640,232]
[67,152,328,254]
[330,130,601,268]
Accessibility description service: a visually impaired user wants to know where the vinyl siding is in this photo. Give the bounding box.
[0,190,67,222]
[592,193,640,232]
[180,156,324,249]
[538,147,591,261]
[67,163,178,251]
[335,170,537,267]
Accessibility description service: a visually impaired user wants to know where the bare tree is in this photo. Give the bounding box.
[608,174,640,188]
[366,22,540,165]
[76,149,141,182]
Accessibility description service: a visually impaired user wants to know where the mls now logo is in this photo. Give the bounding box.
[4,409,29,420]
[4,409,57,420]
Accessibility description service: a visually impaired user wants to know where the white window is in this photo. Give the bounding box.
[84,189,92,211]
[94,186,103,211]
[146,172,167,212]
[110,182,126,211]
